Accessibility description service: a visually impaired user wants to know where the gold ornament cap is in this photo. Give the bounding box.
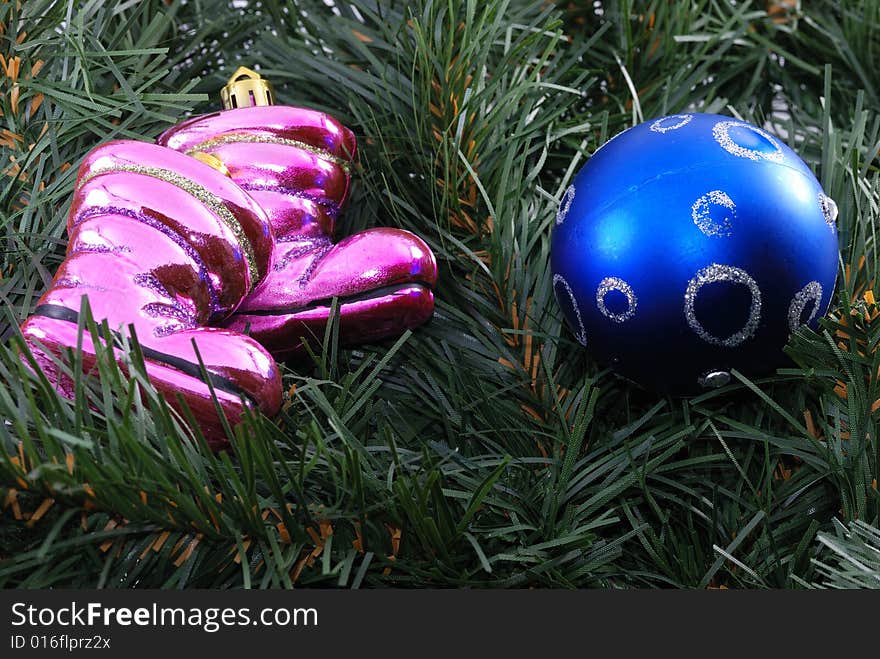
[220,66,275,109]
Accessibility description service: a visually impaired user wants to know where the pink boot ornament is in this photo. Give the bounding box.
[19,68,438,445]
[20,141,281,447]
[158,67,438,359]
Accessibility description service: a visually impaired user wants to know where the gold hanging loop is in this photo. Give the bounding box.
[220,66,275,109]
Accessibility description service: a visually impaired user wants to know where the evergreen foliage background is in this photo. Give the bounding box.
[0,0,878,588]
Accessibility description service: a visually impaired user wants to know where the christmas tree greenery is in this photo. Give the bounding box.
[0,0,878,588]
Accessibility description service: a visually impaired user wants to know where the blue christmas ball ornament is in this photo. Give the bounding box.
[551,113,839,392]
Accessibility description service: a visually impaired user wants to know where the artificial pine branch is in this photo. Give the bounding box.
[0,0,877,588]
[810,519,880,588]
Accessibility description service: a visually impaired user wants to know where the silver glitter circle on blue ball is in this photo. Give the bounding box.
[712,120,784,162]
[596,276,637,323]
[818,192,838,231]
[692,189,736,237]
[556,184,575,225]
[684,263,762,348]
[650,114,693,134]
[553,274,587,346]
[788,281,823,332]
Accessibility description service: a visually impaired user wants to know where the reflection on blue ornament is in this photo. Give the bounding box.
[551,113,839,393]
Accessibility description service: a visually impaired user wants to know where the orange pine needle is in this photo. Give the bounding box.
[173,535,202,567]
[352,29,372,43]
[26,497,54,526]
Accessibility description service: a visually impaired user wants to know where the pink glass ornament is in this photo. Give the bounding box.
[20,141,282,448]
[20,67,439,446]
[157,74,438,359]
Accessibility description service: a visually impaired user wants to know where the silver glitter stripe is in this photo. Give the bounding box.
[650,114,692,133]
[692,189,735,237]
[818,192,838,230]
[788,281,822,332]
[684,263,762,348]
[185,133,351,172]
[79,164,260,291]
[712,120,784,162]
[596,276,637,323]
[553,274,587,346]
[556,184,576,226]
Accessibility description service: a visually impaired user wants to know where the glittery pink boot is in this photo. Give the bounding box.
[20,141,282,447]
[158,80,438,359]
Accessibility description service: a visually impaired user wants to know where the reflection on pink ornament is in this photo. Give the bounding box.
[19,67,438,447]
[157,67,438,358]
